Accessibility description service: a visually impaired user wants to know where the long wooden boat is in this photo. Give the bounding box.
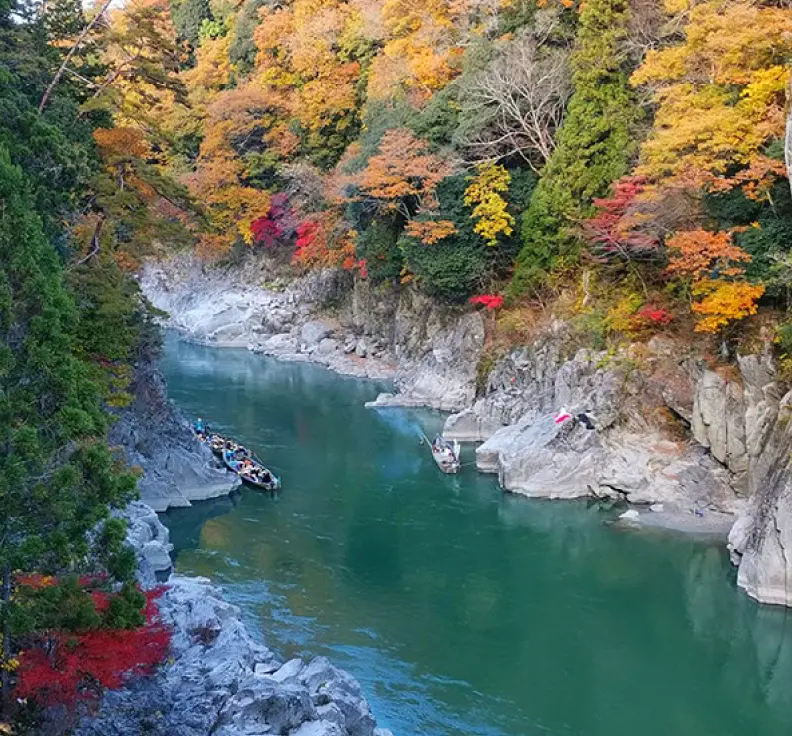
[428,434,461,474]
[222,448,281,491]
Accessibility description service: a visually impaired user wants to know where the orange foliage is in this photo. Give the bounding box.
[404,219,457,244]
[93,127,150,159]
[665,229,763,333]
[355,128,453,214]
[665,230,750,280]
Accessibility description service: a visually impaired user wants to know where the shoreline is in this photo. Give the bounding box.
[165,329,739,544]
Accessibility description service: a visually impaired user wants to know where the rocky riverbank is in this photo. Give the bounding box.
[77,503,392,736]
[110,341,239,512]
[138,253,792,609]
[79,333,393,735]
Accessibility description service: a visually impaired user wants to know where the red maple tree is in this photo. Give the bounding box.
[583,176,659,263]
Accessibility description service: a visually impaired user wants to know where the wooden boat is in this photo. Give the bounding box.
[222,448,281,491]
[428,434,461,474]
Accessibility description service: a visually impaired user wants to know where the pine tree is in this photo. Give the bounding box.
[0,146,136,679]
[170,0,212,46]
[509,0,640,296]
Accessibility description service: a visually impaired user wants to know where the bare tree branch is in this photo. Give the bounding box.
[39,0,114,113]
[457,34,571,171]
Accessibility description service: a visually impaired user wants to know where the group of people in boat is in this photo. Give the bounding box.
[224,442,275,486]
[193,418,278,489]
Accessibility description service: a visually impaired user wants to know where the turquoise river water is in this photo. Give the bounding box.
[160,336,792,736]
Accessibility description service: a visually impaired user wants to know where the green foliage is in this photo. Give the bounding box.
[171,0,213,46]
[0,144,137,623]
[400,174,523,301]
[704,175,792,302]
[15,578,101,634]
[411,85,460,148]
[509,0,640,298]
[354,213,405,284]
[228,0,265,76]
[103,583,146,629]
[199,17,227,40]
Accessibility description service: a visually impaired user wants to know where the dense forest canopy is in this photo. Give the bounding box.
[79,0,792,349]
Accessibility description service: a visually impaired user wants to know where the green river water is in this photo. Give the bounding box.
[160,336,792,736]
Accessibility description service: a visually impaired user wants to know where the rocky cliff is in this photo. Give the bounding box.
[139,253,792,608]
[109,343,239,512]
[141,254,484,411]
[77,503,392,736]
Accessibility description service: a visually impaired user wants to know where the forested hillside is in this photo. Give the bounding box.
[98,0,792,358]
[0,0,195,728]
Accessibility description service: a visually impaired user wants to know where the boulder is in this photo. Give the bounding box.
[301,321,332,347]
[316,337,340,356]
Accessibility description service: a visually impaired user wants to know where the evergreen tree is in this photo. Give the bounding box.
[171,0,213,46]
[509,0,640,296]
[228,0,264,75]
[0,146,136,674]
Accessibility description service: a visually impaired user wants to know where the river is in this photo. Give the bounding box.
[160,336,792,736]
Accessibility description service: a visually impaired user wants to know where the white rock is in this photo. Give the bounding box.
[650,503,664,513]
[620,509,641,522]
[301,321,332,346]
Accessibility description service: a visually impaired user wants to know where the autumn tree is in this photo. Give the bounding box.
[665,229,764,334]
[464,163,514,246]
[354,128,454,219]
[582,176,658,264]
[510,0,640,296]
[632,0,792,185]
[457,31,571,170]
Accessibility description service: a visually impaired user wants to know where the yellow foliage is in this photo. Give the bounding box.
[632,0,792,182]
[605,292,642,334]
[691,280,765,333]
[463,163,514,246]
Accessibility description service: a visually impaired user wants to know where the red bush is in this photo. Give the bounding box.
[16,588,171,707]
[634,304,674,326]
[469,294,505,310]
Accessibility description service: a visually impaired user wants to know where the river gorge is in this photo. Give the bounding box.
[159,336,792,736]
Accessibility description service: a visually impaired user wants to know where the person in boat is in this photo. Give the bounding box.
[193,417,205,436]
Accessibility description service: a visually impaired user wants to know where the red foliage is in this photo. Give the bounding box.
[356,259,368,279]
[250,193,293,247]
[469,294,505,310]
[16,588,171,707]
[293,220,322,263]
[583,177,658,262]
[636,305,673,325]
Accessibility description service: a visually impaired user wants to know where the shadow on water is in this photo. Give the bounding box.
[160,335,792,736]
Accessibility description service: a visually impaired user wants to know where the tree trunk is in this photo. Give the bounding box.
[38,0,114,113]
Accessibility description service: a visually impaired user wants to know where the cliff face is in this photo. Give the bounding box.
[109,345,239,512]
[141,254,484,411]
[139,254,792,608]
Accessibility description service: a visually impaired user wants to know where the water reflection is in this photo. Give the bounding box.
[160,336,792,736]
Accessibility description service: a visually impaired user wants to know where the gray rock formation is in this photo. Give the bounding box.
[141,254,483,411]
[78,505,392,736]
[109,349,239,511]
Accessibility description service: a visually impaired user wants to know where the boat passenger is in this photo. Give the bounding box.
[193,417,204,435]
